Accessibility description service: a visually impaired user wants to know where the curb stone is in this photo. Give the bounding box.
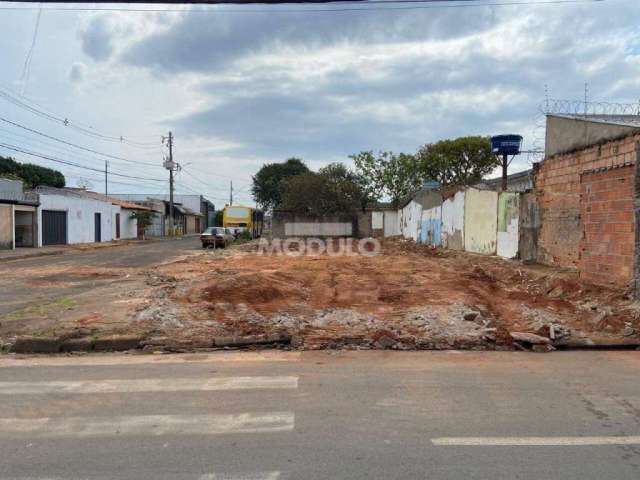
[213,333,291,348]
[93,335,144,352]
[11,336,62,354]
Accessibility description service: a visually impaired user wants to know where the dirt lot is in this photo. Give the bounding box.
[2,237,640,352]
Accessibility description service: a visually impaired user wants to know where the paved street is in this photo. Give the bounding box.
[0,237,201,328]
[1,350,640,479]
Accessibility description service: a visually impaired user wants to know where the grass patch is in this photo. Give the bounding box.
[0,297,77,321]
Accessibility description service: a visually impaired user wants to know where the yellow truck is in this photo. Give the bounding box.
[222,206,264,238]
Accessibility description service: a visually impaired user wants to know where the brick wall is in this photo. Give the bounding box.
[535,133,639,269]
[580,165,635,286]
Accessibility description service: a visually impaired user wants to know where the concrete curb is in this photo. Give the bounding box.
[10,335,145,354]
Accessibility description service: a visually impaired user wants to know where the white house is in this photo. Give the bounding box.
[34,187,152,246]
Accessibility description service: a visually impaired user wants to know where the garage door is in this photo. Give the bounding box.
[42,210,67,246]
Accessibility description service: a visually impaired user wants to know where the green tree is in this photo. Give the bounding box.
[350,151,421,206]
[214,210,224,227]
[281,163,370,215]
[129,210,156,240]
[0,156,65,188]
[251,157,309,210]
[415,136,497,186]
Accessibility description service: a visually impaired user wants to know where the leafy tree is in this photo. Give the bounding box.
[280,163,370,215]
[0,155,65,188]
[350,151,421,206]
[129,210,156,240]
[214,210,224,227]
[415,136,497,186]
[251,157,309,210]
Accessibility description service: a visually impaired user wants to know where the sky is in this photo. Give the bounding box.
[0,0,639,207]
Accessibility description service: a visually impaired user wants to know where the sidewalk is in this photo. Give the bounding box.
[0,238,155,262]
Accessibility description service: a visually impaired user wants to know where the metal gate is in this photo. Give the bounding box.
[42,210,67,246]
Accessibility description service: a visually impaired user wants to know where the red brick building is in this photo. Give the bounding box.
[535,127,639,287]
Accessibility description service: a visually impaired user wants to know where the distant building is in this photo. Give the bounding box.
[475,169,533,193]
[0,178,39,249]
[112,194,214,230]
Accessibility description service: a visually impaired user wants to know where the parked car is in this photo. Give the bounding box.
[200,227,235,249]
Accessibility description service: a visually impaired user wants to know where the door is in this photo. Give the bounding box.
[42,210,67,246]
[115,213,120,239]
[94,213,101,242]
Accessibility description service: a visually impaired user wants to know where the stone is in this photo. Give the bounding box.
[463,311,480,321]
[374,335,397,349]
[532,344,556,353]
[622,327,635,337]
[510,332,551,345]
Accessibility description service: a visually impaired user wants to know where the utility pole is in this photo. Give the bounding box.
[163,131,177,236]
[229,180,233,206]
[104,160,108,196]
[501,153,508,192]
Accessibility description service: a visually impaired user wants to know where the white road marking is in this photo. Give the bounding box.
[199,472,281,480]
[0,376,298,395]
[432,436,640,446]
[0,352,301,368]
[0,412,295,438]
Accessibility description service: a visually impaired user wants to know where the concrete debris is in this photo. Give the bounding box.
[463,311,480,321]
[510,332,551,345]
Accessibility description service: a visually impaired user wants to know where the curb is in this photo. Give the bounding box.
[10,335,144,354]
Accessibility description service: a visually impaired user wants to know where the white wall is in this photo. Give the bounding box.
[420,206,442,246]
[38,193,117,246]
[383,211,399,237]
[496,192,520,259]
[115,208,138,240]
[441,191,465,250]
[400,201,423,241]
[464,188,498,255]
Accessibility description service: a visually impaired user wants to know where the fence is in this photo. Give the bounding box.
[395,187,534,259]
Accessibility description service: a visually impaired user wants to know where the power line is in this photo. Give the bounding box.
[0,0,607,13]
[0,116,162,167]
[0,87,162,149]
[0,142,166,183]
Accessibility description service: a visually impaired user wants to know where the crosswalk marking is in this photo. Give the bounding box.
[0,376,298,395]
[432,436,640,446]
[0,352,301,368]
[0,412,295,438]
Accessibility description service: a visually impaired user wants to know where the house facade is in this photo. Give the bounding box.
[0,178,39,250]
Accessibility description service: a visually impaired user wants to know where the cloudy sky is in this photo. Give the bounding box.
[0,0,638,206]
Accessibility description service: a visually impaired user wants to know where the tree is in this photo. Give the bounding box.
[251,157,309,210]
[214,210,224,227]
[129,210,156,240]
[350,151,421,206]
[415,136,497,186]
[280,163,370,215]
[0,156,65,188]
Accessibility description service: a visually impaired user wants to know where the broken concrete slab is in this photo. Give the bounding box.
[510,332,551,345]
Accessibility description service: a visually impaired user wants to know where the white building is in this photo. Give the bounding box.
[34,187,152,246]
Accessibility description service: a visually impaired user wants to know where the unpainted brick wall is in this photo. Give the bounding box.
[535,133,639,269]
[580,165,635,286]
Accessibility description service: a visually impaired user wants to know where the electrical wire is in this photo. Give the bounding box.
[0,87,162,149]
[0,142,167,183]
[0,0,607,13]
[19,7,42,95]
[0,116,162,167]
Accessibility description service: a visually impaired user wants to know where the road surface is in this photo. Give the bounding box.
[1,350,639,479]
[0,236,201,318]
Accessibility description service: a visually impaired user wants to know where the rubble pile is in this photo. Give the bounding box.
[131,239,640,352]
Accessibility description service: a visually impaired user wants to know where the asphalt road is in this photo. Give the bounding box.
[0,236,202,317]
[1,350,640,479]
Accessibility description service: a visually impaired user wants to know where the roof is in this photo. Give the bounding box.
[548,113,640,128]
[35,187,153,211]
[173,204,203,216]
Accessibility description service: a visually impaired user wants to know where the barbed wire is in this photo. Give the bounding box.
[542,98,640,118]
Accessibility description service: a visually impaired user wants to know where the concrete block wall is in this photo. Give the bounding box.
[420,206,442,246]
[580,164,635,286]
[441,191,465,250]
[0,204,13,249]
[535,133,639,268]
[464,188,498,255]
[497,192,520,259]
